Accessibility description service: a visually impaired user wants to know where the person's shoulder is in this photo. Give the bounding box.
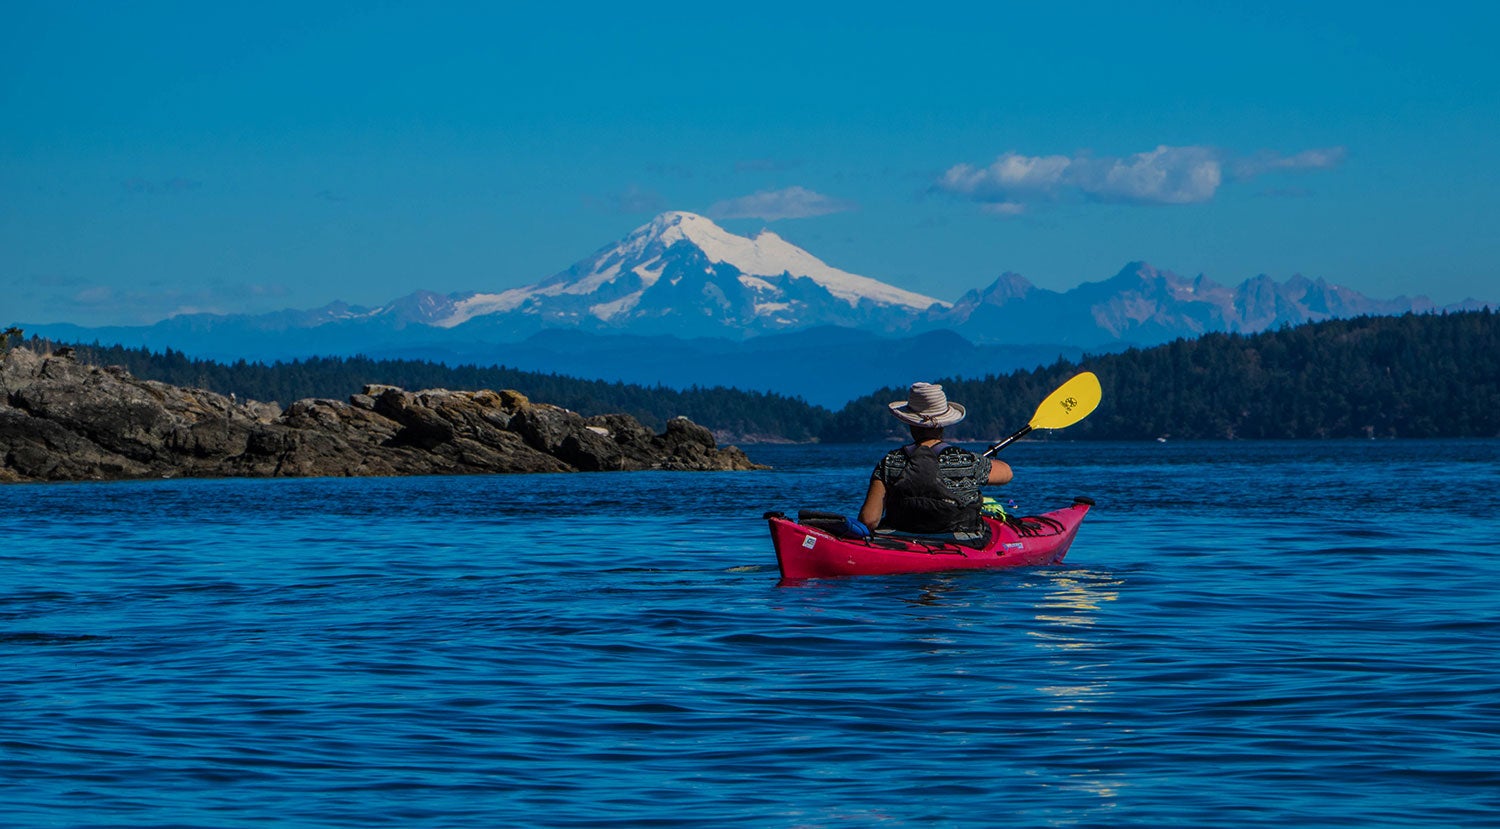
[936,445,986,470]
[874,446,907,471]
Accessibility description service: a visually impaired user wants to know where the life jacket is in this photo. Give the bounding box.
[882,443,983,534]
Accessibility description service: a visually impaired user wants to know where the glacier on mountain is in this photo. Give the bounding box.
[430,212,946,332]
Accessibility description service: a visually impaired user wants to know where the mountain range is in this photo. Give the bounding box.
[21,211,1486,406]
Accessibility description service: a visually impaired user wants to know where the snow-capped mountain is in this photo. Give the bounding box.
[412,211,946,337]
[357,213,1466,345]
[937,262,1474,348]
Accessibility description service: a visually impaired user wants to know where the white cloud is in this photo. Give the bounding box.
[940,153,1070,201]
[705,186,857,221]
[70,286,118,306]
[1229,146,1348,179]
[938,144,1346,213]
[1076,145,1223,204]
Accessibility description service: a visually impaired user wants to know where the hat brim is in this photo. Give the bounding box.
[887,400,966,427]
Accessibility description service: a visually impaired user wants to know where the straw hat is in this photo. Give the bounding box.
[888,382,966,427]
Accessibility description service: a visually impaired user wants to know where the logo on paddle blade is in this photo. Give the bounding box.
[1059,396,1077,413]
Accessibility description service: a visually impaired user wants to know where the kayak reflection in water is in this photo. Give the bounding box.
[856,382,1013,544]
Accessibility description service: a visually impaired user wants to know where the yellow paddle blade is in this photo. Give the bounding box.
[1028,371,1101,430]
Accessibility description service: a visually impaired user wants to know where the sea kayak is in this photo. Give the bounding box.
[766,497,1093,580]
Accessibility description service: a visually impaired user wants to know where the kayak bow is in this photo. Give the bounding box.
[767,497,1093,580]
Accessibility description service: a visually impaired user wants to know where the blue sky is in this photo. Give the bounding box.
[3,1,1497,326]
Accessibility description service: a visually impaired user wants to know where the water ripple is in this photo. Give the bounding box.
[2,441,1498,826]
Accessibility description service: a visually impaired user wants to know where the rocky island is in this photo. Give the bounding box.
[0,346,765,483]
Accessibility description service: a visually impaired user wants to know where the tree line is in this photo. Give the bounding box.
[22,309,1498,442]
[40,342,832,441]
[823,309,1500,442]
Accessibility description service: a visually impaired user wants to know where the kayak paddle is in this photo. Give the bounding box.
[981,371,1102,457]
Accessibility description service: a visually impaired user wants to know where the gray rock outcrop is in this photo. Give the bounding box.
[0,347,765,483]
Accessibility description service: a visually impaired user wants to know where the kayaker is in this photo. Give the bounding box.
[857,382,1012,541]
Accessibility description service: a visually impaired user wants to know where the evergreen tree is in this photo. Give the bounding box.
[820,311,1500,442]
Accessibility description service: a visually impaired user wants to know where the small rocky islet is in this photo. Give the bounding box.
[0,346,765,484]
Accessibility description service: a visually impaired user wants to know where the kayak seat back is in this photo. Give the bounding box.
[796,510,871,539]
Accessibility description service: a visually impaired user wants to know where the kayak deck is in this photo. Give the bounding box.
[767,497,1092,580]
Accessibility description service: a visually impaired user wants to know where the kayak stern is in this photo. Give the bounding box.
[768,498,1092,580]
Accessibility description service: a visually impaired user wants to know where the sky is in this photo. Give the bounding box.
[3,1,1498,327]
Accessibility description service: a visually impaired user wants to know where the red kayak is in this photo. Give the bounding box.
[766,497,1093,580]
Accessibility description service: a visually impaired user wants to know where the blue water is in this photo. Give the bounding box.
[3,441,1499,827]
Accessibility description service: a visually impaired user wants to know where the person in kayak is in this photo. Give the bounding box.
[857,382,1012,541]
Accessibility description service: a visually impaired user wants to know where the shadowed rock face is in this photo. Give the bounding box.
[0,348,765,483]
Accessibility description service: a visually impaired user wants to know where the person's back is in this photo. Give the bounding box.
[875,442,988,534]
[858,382,1012,537]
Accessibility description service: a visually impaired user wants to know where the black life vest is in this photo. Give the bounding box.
[882,443,983,534]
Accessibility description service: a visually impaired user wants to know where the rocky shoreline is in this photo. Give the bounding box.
[0,347,765,483]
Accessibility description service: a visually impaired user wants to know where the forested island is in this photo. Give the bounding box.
[10,309,1496,444]
[27,340,827,443]
[827,310,1499,442]
[0,344,763,484]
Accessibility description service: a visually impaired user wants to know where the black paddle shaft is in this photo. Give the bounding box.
[981,424,1032,458]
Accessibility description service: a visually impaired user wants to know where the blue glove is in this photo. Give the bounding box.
[841,517,871,538]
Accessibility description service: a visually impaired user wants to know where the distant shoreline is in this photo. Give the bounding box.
[0,346,765,485]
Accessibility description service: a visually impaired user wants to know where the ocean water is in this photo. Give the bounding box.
[3,440,1498,827]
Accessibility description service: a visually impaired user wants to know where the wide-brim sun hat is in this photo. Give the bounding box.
[888,382,966,427]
